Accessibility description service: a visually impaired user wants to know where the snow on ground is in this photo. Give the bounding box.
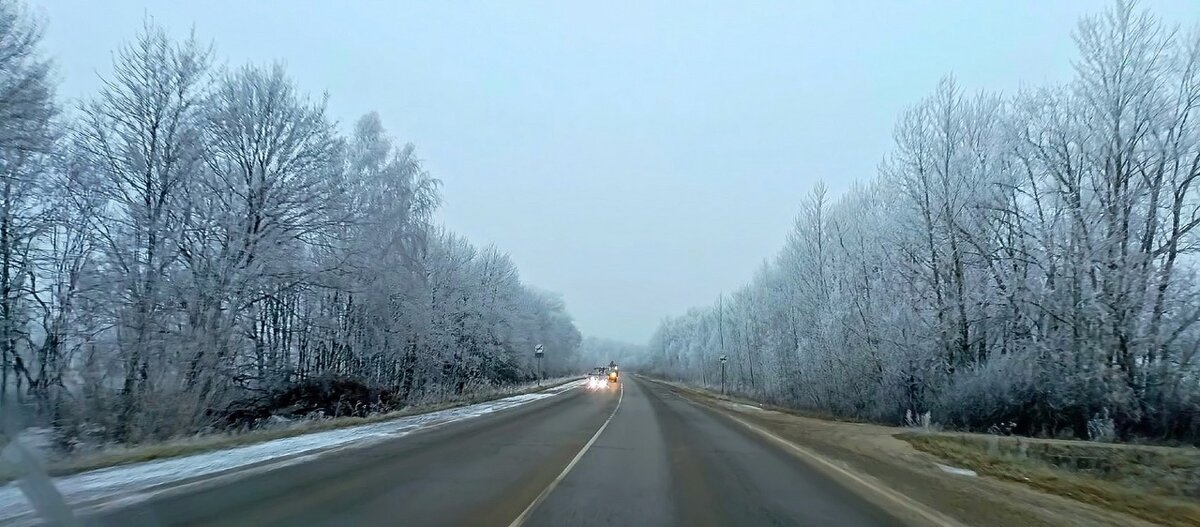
[935,463,978,477]
[0,380,583,524]
[733,402,764,412]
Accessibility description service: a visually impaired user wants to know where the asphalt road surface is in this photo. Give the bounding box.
[79,377,902,526]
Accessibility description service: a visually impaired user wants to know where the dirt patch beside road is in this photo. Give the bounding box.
[648,377,1169,527]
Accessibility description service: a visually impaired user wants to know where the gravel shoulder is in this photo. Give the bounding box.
[650,377,1167,527]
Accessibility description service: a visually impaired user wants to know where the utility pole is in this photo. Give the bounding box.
[718,293,725,356]
[720,355,727,396]
[718,293,726,392]
[535,344,544,386]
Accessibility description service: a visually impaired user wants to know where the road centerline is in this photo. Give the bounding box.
[507,383,624,527]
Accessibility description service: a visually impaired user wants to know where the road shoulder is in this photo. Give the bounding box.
[645,377,1158,527]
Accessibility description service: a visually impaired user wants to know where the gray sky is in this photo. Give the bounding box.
[37,0,1200,343]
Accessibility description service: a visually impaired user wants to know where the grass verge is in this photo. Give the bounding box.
[900,433,1200,527]
[1,376,580,485]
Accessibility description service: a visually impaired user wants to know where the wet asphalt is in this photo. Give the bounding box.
[76,377,900,527]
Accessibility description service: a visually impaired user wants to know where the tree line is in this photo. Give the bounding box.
[0,2,581,445]
[645,2,1200,444]
[576,336,645,371]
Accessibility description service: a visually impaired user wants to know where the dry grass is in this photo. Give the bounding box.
[1,377,579,484]
[899,432,1200,527]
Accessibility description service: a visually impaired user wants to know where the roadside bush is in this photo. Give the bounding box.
[219,376,393,428]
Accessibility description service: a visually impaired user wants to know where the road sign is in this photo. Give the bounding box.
[535,345,544,386]
[720,355,727,363]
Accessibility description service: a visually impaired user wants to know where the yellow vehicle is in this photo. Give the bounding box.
[607,362,619,383]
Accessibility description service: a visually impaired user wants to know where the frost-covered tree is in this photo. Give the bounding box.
[0,16,583,446]
[71,21,211,441]
[0,0,54,408]
[646,1,1200,444]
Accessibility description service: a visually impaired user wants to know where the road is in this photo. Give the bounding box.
[77,377,902,526]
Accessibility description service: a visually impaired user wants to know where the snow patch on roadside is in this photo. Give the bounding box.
[935,463,977,477]
[0,379,583,524]
[734,403,764,412]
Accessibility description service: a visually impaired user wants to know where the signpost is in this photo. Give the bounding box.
[719,355,728,395]
[535,344,544,386]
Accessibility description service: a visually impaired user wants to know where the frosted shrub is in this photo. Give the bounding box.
[904,410,933,429]
[987,421,1016,436]
[1087,412,1116,443]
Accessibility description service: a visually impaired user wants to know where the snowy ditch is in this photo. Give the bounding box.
[0,379,584,525]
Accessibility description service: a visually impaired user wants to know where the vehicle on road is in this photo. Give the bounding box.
[587,368,609,389]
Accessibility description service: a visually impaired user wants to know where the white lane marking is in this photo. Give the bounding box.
[716,410,965,527]
[1,380,588,527]
[507,382,624,527]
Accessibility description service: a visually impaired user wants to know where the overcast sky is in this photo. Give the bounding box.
[36,0,1200,343]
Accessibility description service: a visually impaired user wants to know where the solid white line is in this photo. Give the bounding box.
[718,411,965,527]
[507,382,624,527]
